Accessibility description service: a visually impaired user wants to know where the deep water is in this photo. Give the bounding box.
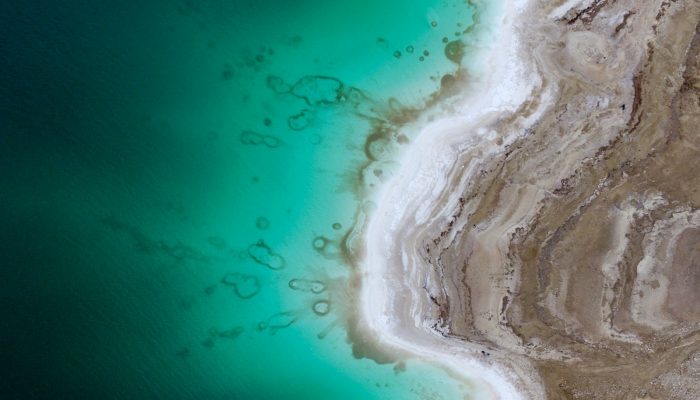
[1,1,485,398]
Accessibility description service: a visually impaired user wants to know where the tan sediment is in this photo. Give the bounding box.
[357,0,700,398]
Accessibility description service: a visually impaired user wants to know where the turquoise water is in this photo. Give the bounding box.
[1,1,494,398]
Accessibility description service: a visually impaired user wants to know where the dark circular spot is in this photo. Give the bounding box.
[393,50,401,59]
[441,74,458,93]
[221,273,261,299]
[288,278,326,294]
[256,217,270,230]
[312,236,328,250]
[219,326,244,339]
[288,109,314,131]
[312,300,331,316]
[291,76,343,106]
[266,75,291,93]
[445,40,466,64]
[332,222,342,230]
[309,134,322,145]
[247,240,285,270]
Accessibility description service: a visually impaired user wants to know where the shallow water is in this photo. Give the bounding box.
[2,0,493,398]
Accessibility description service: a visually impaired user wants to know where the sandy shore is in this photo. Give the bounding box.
[357,0,700,398]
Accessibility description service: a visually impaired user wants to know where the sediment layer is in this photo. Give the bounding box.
[361,0,700,398]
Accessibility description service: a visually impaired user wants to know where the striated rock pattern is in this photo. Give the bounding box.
[411,0,700,398]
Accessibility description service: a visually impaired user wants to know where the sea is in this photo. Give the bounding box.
[1,1,497,398]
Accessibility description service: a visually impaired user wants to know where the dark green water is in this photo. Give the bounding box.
[1,1,493,398]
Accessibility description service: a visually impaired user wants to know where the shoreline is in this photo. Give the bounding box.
[357,0,547,398]
[356,0,700,397]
